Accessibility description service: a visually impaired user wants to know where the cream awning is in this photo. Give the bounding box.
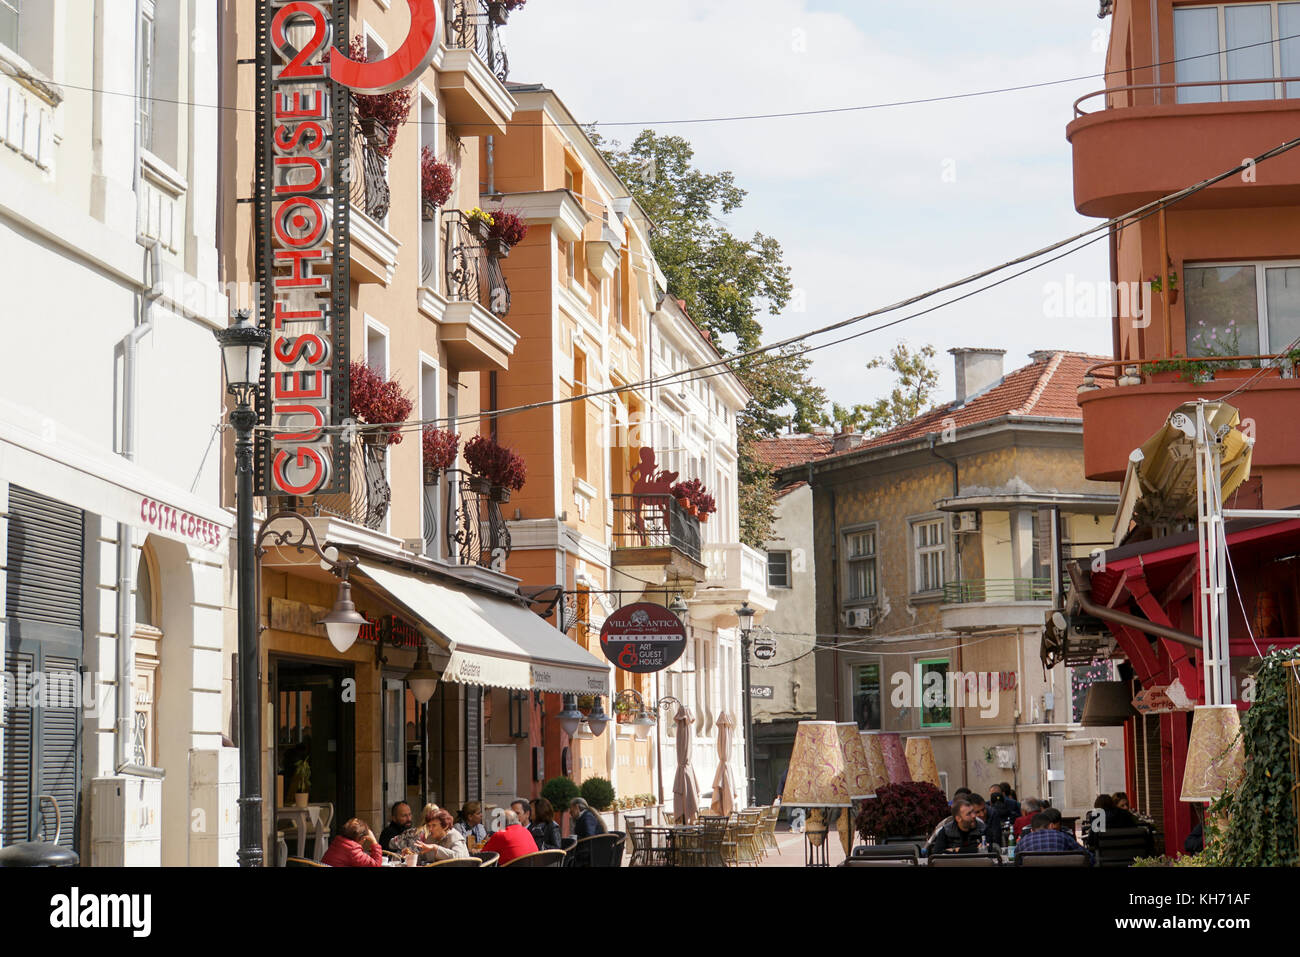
[353,560,610,695]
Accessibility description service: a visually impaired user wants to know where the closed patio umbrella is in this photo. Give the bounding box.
[710,711,736,816]
[672,706,700,824]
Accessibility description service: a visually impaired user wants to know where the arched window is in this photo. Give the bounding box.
[133,545,163,767]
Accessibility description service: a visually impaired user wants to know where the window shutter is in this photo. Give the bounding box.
[38,653,81,848]
[6,485,84,628]
[2,649,35,844]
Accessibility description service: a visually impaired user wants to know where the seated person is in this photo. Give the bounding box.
[529,797,563,851]
[1016,811,1092,863]
[1013,797,1043,838]
[378,801,412,851]
[569,797,607,838]
[454,801,487,847]
[321,818,383,867]
[480,809,540,865]
[926,798,993,855]
[414,808,470,863]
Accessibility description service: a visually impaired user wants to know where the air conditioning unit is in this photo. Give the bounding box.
[845,607,875,630]
[953,511,980,533]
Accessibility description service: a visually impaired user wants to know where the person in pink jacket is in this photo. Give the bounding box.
[321,817,384,867]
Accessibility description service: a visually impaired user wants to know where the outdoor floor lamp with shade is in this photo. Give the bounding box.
[215,310,368,867]
[781,721,852,866]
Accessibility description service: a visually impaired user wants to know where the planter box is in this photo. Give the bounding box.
[1214,366,1281,380]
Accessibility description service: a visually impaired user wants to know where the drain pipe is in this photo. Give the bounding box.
[116,239,164,777]
[486,135,495,195]
[1066,564,1200,649]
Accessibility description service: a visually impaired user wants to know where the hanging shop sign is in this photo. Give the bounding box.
[255,0,440,496]
[599,602,688,674]
[753,641,777,662]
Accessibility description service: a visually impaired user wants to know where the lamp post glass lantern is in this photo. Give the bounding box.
[317,578,369,654]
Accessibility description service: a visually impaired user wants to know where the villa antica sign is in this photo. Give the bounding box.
[599,603,688,674]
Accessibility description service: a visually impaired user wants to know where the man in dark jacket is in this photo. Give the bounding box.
[569,798,607,838]
[927,798,993,855]
[378,801,412,851]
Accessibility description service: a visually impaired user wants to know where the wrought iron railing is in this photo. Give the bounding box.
[440,210,511,317]
[943,578,1054,604]
[299,435,392,531]
[444,0,510,82]
[612,493,702,563]
[350,115,391,221]
[441,468,512,569]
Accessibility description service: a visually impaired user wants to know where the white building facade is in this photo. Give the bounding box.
[0,1,235,865]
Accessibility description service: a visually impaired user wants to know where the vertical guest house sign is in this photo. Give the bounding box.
[256,0,351,495]
[256,1,440,495]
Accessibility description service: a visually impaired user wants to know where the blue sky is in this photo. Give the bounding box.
[505,0,1115,413]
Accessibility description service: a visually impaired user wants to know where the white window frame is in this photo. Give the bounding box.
[910,515,947,596]
[843,524,878,604]
[1184,258,1300,356]
[767,550,792,589]
[1174,2,1300,102]
[139,0,156,153]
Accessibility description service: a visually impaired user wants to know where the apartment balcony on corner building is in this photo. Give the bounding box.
[610,493,706,582]
[438,0,518,136]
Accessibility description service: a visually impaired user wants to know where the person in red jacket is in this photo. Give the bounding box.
[479,809,540,865]
[321,817,384,867]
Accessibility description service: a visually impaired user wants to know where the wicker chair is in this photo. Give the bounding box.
[425,857,483,867]
[285,857,328,867]
[501,849,567,868]
[565,833,624,867]
[1016,850,1092,867]
[625,820,651,867]
[759,805,780,855]
[471,851,499,867]
[927,852,1001,867]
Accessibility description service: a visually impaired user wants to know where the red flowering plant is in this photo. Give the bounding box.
[421,427,460,479]
[420,147,454,211]
[855,781,950,841]
[669,478,714,517]
[486,208,528,247]
[349,361,414,446]
[348,36,413,159]
[463,434,527,491]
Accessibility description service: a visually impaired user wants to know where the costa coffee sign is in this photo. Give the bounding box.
[599,603,688,674]
[255,1,440,495]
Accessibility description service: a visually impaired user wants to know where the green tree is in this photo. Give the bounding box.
[822,343,940,436]
[596,130,826,545]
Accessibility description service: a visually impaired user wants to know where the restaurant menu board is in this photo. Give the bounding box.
[599,603,688,674]
[464,687,482,803]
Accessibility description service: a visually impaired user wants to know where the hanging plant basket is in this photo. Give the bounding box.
[487,237,511,259]
[491,485,512,503]
[465,210,494,243]
[466,474,492,495]
[488,1,510,25]
[359,116,390,154]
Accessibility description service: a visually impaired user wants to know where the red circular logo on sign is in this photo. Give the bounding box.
[599,602,688,674]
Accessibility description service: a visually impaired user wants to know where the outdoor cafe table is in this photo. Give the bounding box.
[643,826,703,866]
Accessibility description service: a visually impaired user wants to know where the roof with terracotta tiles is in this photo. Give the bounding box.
[754,434,836,470]
[807,351,1111,467]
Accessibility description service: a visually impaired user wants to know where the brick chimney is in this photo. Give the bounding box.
[832,430,864,453]
[949,348,1006,405]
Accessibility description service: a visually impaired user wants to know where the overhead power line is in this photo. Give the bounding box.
[265,131,1300,437]
[4,31,1299,129]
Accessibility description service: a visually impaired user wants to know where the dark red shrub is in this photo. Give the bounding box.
[349,361,414,446]
[421,147,454,209]
[487,209,528,246]
[463,434,527,491]
[349,36,412,159]
[422,427,460,474]
[855,781,950,840]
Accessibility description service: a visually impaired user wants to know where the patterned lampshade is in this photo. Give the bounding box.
[905,736,941,788]
[836,723,877,799]
[781,721,852,808]
[859,731,891,794]
[878,732,913,784]
[1180,704,1245,802]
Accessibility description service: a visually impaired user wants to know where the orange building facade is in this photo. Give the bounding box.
[1070,0,1300,505]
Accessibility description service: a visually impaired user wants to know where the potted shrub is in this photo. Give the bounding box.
[855,781,950,844]
[420,146,454,221]
[541,775,582,834]
[348,37,412,160]
[292,758,311,809]
[486,208,528,259]
[695,491,716,524]
[465,207,495,243]
[463,434,526,501]
[349,361,414,447]
[422,427,460,485]
[581,776,616,816]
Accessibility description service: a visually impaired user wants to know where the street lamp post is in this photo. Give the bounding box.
[214,311,270,868]
[217,311,369,867]
[736,602,756,808]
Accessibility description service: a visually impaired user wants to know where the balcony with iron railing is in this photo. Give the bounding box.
[424,210,518,370]
[348,115,401,284]
[439,0,518,134]
[940,577,1056,632]
[291,447,512,571]
[611,493,705,579]
[1067,75,1300,217]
